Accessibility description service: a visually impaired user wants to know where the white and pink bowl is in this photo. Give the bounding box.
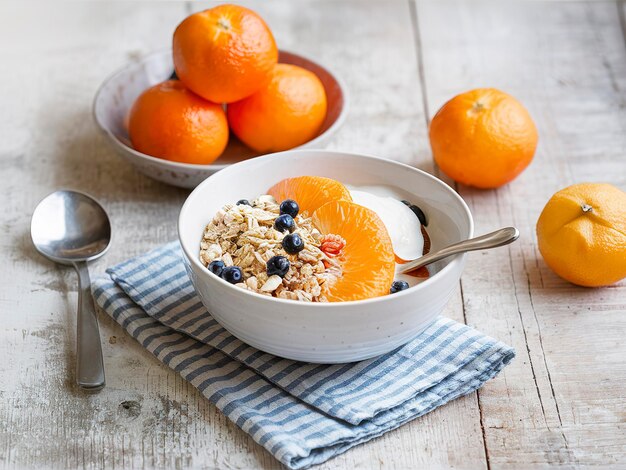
[178,150,473,363]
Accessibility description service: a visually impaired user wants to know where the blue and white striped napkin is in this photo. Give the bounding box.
[93,242,514,469]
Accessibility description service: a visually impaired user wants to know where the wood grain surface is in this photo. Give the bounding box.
[0,1,624,469]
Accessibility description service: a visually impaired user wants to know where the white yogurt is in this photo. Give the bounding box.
[347,185,424,261]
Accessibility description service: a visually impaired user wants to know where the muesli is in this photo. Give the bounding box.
[200,196,343,302]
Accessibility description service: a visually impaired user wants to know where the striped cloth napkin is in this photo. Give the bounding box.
[93,242,514,469]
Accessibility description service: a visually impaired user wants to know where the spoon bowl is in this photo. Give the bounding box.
[31,190,110,391]
[31,190,111,264]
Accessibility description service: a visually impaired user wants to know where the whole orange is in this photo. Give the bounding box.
[173,4,278,103]
[227,64,327,153]
[429,88,538,188]
[128,80,228,164]
[536,183,626,287]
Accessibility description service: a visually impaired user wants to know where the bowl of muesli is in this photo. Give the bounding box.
[178,150,473,363]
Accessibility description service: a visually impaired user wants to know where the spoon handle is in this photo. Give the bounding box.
[74,261,106,391]
[396,227,520,275]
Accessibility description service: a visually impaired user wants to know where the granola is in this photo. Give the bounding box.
[200,195,342,302]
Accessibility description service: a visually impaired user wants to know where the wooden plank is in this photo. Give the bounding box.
[416,0,626,467]
[0,1,487,469]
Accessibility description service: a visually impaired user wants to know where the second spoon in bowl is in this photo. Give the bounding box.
[396,227,520,275]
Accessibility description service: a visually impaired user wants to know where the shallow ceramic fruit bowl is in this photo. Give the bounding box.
[178,150,474,363]
[93,50,348,188]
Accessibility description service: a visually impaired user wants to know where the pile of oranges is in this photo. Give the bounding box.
[128,4,327,165]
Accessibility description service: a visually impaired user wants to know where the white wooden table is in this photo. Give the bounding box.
[1,1,625,468]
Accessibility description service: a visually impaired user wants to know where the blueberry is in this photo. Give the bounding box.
[208,260,225,277]
[236,199,251,206]
[274,214,295,233]
[282,233,304,254]
[221,266,243,284]
[266,255,290,277]
[409,204,428,226]
[280,199,299,217]
[390,280,410,294]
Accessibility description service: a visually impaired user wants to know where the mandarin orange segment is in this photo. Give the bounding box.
[267,176,352,215]
[312,200,395,302]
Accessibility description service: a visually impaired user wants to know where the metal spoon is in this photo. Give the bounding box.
[31,190,110,391]
[396,227,519,275]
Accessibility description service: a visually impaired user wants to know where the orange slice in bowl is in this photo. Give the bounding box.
[268,176,352,215]
[312,200,395,302]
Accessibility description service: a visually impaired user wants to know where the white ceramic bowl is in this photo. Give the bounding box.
[178,150,474,363]
[93,50,348,188]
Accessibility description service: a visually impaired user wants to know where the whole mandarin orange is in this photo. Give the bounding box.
[429,88,538,188]
[537,183,626,287]
[227,64,327,153]
[173,4,278,103]
[128,80,228,164]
